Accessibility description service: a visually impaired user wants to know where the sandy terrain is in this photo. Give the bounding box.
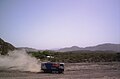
[0,62,120,79]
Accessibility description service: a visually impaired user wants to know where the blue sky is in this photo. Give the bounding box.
[0,0,120,49]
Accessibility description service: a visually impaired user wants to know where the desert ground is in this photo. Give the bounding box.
[0,62,120,79]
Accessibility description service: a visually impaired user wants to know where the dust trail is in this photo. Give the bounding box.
[0,50,41,72]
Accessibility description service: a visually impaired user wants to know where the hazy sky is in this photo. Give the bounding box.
[0,0,120,49]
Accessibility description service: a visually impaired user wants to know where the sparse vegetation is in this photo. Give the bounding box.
[30,50,120,63]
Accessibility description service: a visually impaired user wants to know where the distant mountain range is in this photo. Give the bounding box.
[16,47,39,52]
[58,43,120,52]
[0,38,120,54]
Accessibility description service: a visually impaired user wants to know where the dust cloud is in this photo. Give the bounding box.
[0,50,41,72]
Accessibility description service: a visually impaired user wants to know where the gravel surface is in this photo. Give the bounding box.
[0,62,120,79]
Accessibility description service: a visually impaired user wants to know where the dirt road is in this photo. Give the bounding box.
[0,62,120,79]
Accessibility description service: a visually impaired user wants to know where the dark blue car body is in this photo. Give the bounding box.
[41,62,64,73]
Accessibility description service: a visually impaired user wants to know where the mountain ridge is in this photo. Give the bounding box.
[58,43,120,52]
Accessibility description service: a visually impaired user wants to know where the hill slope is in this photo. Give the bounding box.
[0,38,15,55]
